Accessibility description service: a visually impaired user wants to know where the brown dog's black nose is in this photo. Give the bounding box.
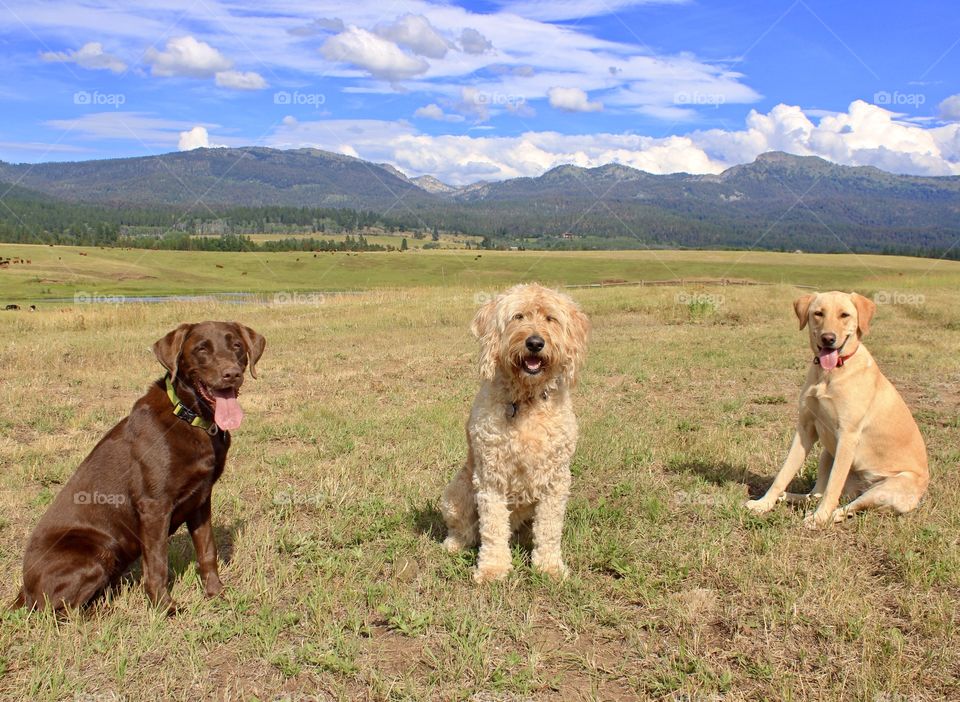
[221,366,243,384]
[525,335,545,353]
[820,332,837,348]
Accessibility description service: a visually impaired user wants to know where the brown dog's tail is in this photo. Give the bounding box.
[9,589,25,610]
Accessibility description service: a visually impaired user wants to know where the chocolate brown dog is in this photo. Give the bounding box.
[15,321,265,611]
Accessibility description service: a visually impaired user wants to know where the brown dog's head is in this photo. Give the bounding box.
[793,291,875,370]
[153,321,266,430]
[472,283,589,392]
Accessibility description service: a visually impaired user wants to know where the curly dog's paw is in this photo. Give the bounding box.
[473,563,511,583]
[533,559,569,580]
[443,536,465,554]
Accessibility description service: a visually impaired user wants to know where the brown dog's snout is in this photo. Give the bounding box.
[219,365,243,385]
[820,332,837,348]
[525,335,545,353]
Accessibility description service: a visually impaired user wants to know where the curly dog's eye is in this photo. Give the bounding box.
[546,315,556,323]
[513,313,524,320]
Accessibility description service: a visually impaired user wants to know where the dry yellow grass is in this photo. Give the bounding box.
[0,277,957,700]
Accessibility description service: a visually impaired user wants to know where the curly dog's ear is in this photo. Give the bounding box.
[471,296,501,380]
[562,302,590,387]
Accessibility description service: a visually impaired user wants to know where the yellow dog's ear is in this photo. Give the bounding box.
[471,296,500,380]
[793,294,816,330]
[153,323,194,382]
[850,293,876,337]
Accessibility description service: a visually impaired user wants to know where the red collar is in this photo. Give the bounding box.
[813,345,857,368]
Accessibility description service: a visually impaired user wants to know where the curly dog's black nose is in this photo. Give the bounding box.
[525,335,545,353]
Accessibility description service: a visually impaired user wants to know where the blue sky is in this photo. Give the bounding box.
[1,0,959,184]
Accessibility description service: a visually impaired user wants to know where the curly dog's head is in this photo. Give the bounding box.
[472,284,589,391]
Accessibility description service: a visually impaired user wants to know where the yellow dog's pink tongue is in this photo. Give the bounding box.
[211,389,243,430]
[818,348,839,371]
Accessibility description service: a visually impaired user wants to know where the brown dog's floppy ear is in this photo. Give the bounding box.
[153,323,193,381]
[471,296,500,380]
[235,324,266,378]
[793,294,815,330]
[850,293,876,337]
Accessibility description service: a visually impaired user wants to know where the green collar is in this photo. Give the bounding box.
[165,374,216,433]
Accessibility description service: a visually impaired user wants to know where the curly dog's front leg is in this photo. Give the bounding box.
[531,473,571,579]
[474,488,512,583]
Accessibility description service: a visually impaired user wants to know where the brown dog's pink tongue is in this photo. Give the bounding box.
[818,348,839,371]
[211,389,243,430]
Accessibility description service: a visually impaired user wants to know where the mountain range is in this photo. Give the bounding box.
[2,148,959,254]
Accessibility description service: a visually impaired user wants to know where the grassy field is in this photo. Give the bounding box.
[3,243,960,302]
[0,246,958,700]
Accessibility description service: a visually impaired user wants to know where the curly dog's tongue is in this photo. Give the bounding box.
[211,388,243,430]
[818,348,839,371]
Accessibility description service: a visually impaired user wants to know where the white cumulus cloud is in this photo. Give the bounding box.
[938,94,960,121]
[178,125,224,151]
[375,14,451,59]
[548,87,603,112]
[414,103,465,122]
[40,42,126,73]
[145,36,232,78]
[215,70,268,90]
[263,101,960,185]
[321,26,429,81]
[460,28,493,55]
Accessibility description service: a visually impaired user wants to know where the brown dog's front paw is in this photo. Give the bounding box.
[473,563,511,583]
[151,594,181,616]
[204,578,225,598]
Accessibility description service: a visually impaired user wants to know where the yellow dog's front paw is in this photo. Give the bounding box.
[473,563,511,583]
[744,498,774,515]
[803,510,832,529]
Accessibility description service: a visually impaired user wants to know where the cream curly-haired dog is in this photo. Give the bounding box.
[441,283,589,583]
